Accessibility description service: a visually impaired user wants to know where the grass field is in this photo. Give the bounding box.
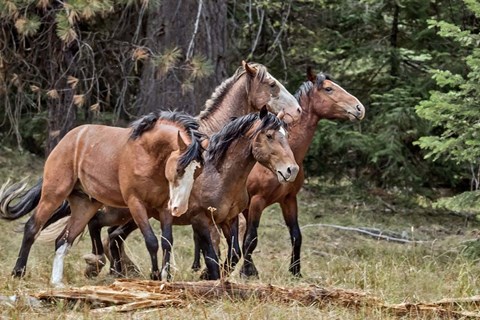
[0,147,479,319]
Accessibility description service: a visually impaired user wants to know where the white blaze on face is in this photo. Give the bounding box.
[168,160,200,217]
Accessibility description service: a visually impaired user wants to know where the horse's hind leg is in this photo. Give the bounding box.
[84,211,107,278]
[51,195,102,287]
[108,221,139,277]
[280,195,302,277]
[12,194,70,277]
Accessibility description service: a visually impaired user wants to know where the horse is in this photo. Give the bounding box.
[80,68,367,279]
[41,108,299,280]
[236,69,366,278]
[84,68,366,279]
[0,111,204,286]
[26,60,302,279]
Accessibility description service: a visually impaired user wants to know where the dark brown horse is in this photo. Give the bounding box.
[237,70,365,278]
[43,109,299,280]
[0,111,203,286]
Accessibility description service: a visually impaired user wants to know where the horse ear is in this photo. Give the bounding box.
[177,131,188,152]
[242,60,257,76]
[306,66,316,83]
[259,106,268,119]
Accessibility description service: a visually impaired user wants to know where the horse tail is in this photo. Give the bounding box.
[35,200,74,243]
[36,216,70,243]
[0,178,43,220]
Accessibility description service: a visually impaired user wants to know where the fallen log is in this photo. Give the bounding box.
[32,279,480,318]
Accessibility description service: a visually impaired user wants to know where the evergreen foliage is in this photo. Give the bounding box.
[1,0,479,192]
[415,0,480,191]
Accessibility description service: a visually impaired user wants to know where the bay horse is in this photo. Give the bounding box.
[84,68,365,279]
[237,69,366,278]
[0,111,203,286]
[41,109,299,280]
[2,61,302,279]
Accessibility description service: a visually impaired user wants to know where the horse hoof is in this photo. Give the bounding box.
[191,263,201,272]
[199,268,209,280]
[83,253,106,278]
[239,264,259,279]
[11,269,26,278]
[150,271,161,281]
[51,282,66,289]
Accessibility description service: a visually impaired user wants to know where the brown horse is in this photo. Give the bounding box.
[237,69,366,278]
[86,68,366,279]
[33,60,302,278]
[43,109,299,280]
[0,111,203,286]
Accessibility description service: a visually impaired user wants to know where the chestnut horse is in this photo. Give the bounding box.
[237,70,366,278]
[0,111,203,286]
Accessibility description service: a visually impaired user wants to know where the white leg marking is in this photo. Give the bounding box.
[51,243,70,287]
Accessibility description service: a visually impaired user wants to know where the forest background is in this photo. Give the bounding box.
[1,0,480,209]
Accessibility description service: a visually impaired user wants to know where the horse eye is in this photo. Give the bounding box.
[270,82,276,88]
[325,87,333,93]
[266,133,274,140]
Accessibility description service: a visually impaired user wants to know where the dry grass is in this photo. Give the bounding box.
[0,149,479,319]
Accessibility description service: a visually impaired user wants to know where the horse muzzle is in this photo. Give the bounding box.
[276,164,299,183]
[169,200,188,217]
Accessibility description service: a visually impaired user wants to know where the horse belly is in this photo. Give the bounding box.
[71,126,127,205]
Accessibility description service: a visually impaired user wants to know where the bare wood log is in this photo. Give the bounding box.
[32,279,480,318]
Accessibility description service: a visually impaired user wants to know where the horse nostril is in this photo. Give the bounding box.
[356,104,362,112]
[297,107,302,114]
[287,167,292,175]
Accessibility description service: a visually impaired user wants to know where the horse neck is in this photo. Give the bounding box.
[206,137,256,191]
[198,77,252,136]
[140,124,179,162]
[288,94,322,164]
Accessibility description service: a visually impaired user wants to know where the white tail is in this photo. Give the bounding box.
[36,216,69,243]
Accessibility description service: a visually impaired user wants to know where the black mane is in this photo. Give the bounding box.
[206,110,285,167]
[129,111,205,169]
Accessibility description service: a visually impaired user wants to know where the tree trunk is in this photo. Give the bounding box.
[42,9,78,156]
[389,2,400,80]
[138,0,228,116]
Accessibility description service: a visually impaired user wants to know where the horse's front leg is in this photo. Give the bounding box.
[128,198,160,280]
[159,209,174,281]
[192,218,220,280]
[191,229,202,271]
[221,216,241,277]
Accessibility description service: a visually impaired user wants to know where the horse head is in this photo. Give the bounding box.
[306,68,365,121]
[242,61,302,124]
[251,107,299,183]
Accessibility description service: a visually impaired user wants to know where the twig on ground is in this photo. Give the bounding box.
[301,223,427,244]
